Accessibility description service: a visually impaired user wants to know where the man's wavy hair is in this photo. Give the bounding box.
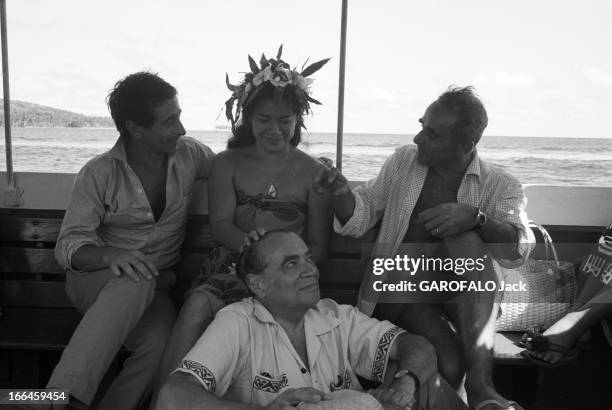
[436,86,488,146]
[226,82,305,149]
[106,71,177,139]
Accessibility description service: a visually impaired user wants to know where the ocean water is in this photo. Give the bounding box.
[1,128,611,186]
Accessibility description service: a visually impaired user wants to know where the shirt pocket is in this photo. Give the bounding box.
[102,205,146,229]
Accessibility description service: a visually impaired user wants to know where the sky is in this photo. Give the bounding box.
[5,0,612,138]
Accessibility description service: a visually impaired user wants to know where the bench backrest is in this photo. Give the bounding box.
[0,210,377,309]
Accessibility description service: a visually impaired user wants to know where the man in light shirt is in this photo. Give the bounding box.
[47,72,214,409]
[314,86,533,410]
[158,231,465,410]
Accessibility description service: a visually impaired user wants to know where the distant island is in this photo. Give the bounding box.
[0,99,114,128]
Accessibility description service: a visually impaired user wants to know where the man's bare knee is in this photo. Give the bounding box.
[437,355,465,389]
[444,230,482,252]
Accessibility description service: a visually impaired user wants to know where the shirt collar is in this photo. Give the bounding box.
[465,150,481,178]
[108,136,128,163]
[107,135,179,169]
[252,299,340,335]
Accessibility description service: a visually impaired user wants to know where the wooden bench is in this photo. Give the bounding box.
[1,174,609,389]
[1,207,604,387]
[0,207,379,386]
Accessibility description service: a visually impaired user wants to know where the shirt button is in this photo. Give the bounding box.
[137,188,143,194]
[147,212,152,217]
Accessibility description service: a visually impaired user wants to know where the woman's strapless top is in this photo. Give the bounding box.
[187,189,308,304]
[234,190,307,235]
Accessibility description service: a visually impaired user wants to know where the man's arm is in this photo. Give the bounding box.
[55,165,158,280]
[313,165,355,224]
[385,332,437,393]
[417,203,521,260]
[314,149,404,236]
[71,245,158,281]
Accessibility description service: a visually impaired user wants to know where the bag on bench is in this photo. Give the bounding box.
[495,222,577,332]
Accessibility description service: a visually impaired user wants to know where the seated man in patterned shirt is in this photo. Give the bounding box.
[158,231,465,409]
[314,86,534,410]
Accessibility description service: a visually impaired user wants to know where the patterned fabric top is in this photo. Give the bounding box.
[174,298,405,408]
[333,145,535,316]
[234,190,307,235]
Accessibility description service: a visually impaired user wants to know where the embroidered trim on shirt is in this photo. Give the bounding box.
[253,373,288,393]
[179,360,217,393]
[371,326,403,382]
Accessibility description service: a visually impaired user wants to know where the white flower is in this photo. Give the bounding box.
[262,65,273,82]
[271,67,292,87]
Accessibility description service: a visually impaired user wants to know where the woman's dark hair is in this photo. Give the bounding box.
[106,71,177,139]
[227,82,306,149]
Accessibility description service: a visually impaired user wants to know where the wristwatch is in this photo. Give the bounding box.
[474,207,488,229]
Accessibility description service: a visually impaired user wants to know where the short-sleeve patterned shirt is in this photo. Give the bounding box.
[175,298,405,408]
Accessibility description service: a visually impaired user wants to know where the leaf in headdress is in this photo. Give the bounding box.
[243,84,264,109]
[276,44,283,60]
[306,95,322,105]
[301,58,310,71]
[248,55,260,74]
[225,73,238,91]
[225,97,235,123]
[301,58,331,77]
[260,53,269,69]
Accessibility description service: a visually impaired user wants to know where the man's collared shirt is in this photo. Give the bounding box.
[175,298,405,407]
[55,136,214,272]
[333,146,535,315]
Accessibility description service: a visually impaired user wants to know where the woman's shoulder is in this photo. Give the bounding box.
[211,148,250,168]
[291,148,324,174]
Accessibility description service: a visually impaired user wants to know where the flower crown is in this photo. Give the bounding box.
[225,45,330,129]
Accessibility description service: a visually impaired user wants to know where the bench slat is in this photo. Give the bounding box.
[1,280,72,308]
[0,247,63,274]
[0,307,80,350]
[0,214,63,243]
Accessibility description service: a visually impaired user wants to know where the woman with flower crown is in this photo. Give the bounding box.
[157,46,333,386]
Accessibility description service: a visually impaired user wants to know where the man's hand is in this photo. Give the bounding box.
[103,248,159,282]
[262,387,332,410]
[368,374,417,410]
[313,165,350,197]
[417,203,477,237]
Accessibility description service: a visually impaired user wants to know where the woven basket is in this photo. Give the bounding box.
[495,223,577,332]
